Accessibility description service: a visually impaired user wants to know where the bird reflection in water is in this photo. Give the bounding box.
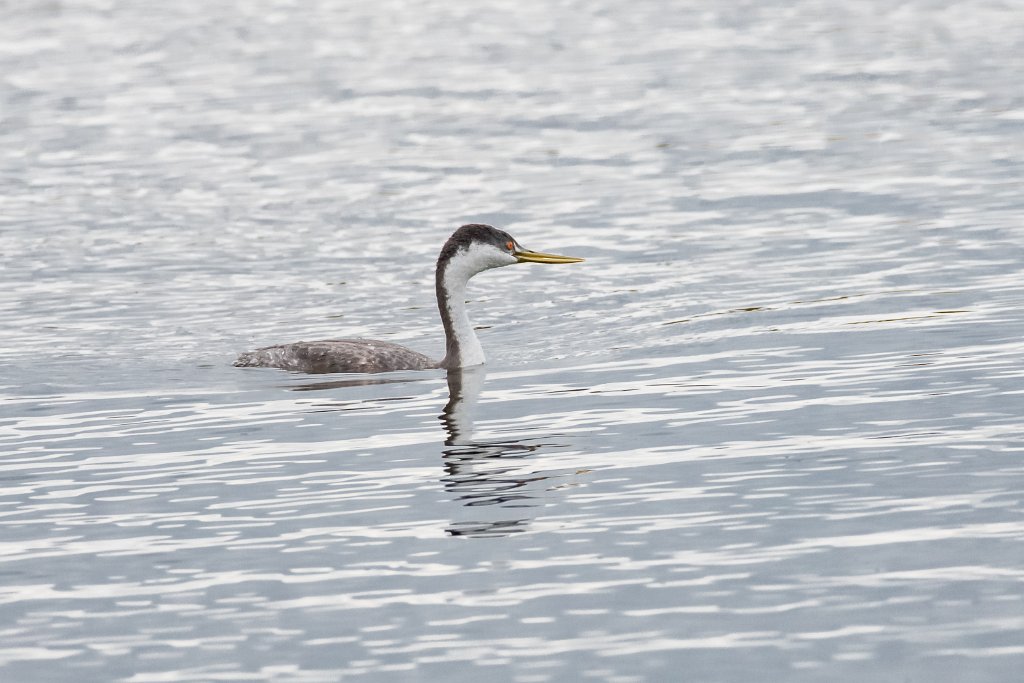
[440,367,551,538]
[290,368,565,539]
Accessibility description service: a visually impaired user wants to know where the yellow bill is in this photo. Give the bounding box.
[514,248,585,264]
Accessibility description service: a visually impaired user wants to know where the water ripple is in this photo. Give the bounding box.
[2,0,1024,681]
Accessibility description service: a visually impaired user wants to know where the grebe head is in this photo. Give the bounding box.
[438,224,584,278]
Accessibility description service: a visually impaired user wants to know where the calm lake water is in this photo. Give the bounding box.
[2,1,1023,681]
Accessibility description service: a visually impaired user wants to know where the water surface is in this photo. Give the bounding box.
[2,1,1023,681]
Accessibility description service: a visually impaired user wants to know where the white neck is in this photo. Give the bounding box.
[435,241,517,368]
[439,267,486,368]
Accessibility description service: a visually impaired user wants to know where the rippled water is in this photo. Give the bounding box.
[3,1,1024,681]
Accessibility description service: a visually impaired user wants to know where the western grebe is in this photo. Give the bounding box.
[234,224,584,374]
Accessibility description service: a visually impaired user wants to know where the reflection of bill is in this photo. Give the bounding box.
[440,368,548,538]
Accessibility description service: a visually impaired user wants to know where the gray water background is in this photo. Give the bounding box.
[2,1,1023,681]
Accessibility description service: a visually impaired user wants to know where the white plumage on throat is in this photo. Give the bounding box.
[438,241,518,368]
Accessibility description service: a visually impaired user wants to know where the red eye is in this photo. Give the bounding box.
[506,240,514,251]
